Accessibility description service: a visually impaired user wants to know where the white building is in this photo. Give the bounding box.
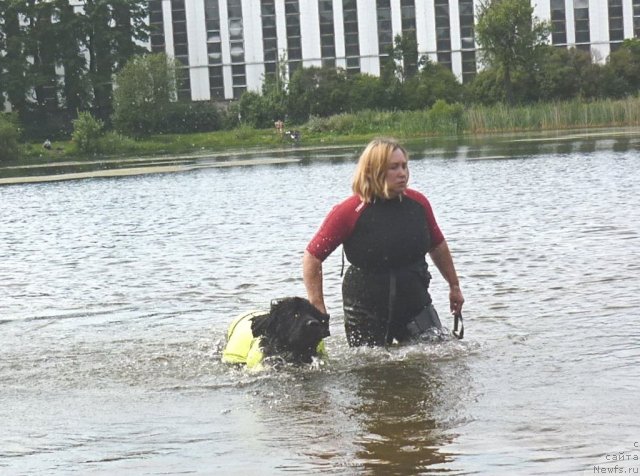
[147,0,640,102]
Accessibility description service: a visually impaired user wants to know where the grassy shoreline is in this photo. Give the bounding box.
[17,96,640,165]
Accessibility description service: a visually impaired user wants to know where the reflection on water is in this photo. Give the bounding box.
[348,359,457,473]
[1,128,640,475]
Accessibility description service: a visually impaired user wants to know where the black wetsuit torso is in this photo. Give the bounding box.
[307,189,444,347]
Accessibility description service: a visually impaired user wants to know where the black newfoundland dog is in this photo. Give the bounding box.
[222,297,330,370]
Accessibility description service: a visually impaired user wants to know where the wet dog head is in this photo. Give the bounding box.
[251,297,330,363]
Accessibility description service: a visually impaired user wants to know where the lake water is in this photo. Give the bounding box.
[2,129,640,475]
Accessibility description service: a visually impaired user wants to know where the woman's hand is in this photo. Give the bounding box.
[449,284,464,315]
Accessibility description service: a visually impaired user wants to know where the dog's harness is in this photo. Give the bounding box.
[221,310,327,371]
[221,310,267,370]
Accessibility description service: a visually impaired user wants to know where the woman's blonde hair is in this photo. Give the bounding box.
[352,138,408,203]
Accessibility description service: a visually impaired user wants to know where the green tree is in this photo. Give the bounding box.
[379,32,427,111]
[380,31,425,85]
[83,0,149,120]
[71,110,104,154]
[464,68,504,105]
[112,53,177,136]
[23,0,59,111]
[237,75,288,128]
[261,73,288,121]
[237,91,273,128]
[465,64,545,104]
[403,58,463,110]
[1,0,30,114]
[535,46,603,101]
[346,73,388,111]
[53,0,91,112]
[0,114,22,162]
[475,0,550,104]
[607,38,640,96]
[0,1,148,136]
[85,0,118,120]
[111,0,149,66]
[287,66,349,123]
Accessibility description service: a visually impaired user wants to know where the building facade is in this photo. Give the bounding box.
[149,0,640,102]
[6,0,640,108]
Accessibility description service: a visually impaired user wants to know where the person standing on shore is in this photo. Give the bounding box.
[302,137,464,346]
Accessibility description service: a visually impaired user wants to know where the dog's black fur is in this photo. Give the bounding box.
[251,297,330,364]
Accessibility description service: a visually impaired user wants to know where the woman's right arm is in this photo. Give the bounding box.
[303,250,327,314]
[303,196,360,315]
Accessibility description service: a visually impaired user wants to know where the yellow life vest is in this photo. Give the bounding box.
[221,310,327,371]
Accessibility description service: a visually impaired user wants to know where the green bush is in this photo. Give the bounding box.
[428,100,465,133]
[221,102,241,130]
[112,53,176,137]
[72,111,105,154]
[0,114,23,162]
[237,91,271,128]
[95,131,138,155]
[113,103,161,136]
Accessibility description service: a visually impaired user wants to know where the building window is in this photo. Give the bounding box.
[318,0,336,67]
[401,0,416,35]
[574,0,590,50]
[434,0,451,70]
[171,0,191,100]
[400,0,417,76]
[285,0,302,75]
[459,0,475,83]
[343,0,360,73]
[550,0,567,45]
[461,50,476,83]
[608,0,624,47]
[205,0,223,99]
[227,0,246,99]
[376,0,393,64]
[634,0,640,38]
[149,0,165,53]
[261,0,278,77]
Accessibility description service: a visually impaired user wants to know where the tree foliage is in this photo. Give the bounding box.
[535,46,603,101]
[287,66,350,123]
[84,0,149,120]
[112,53,177,136]
[0,0,148,135]
[236,75,287,128]
[71,110,104,154]
[112,53,222,136]
[346,73,388,111]
[0,113,22,162]
[475,0,550,104]
[403,59,463,110]
[381,31,425,84]
[607,38,640,96]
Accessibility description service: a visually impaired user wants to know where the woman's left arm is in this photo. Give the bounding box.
[429,240,464,314]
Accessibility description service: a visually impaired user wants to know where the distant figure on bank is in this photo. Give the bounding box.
[274,120,285,136]
[43,139,52,150]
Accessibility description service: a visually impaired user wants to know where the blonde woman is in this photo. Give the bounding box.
[303,138,464,346]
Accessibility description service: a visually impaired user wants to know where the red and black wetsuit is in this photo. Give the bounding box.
[307,189,445,346]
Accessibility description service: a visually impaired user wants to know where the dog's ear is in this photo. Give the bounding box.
[294,297,330,324]
[251,313,274,337]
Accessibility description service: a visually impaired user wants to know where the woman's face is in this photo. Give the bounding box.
[385,148,409,198]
